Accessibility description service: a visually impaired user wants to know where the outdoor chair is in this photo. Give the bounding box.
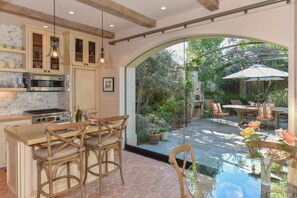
[211,103,229,124]
[230,99,243,105]
[169,144,195,198]
[256,103,276,128]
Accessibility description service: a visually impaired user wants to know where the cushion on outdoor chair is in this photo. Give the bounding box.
[257,103,274,120]
[213,112,229,117]
[211,103,222,113]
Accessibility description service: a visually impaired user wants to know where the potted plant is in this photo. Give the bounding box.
[145,114,165,144]
[159,128,169,141]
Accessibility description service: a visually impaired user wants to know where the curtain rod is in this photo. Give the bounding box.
[109,0,289,46]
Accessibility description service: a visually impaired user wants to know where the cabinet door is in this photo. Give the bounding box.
[0,119,31,167]
[73,67,98,114]
[28,29,47,73]
[46,33,64,74]
[87,40,98,66]
[73,37,85,66]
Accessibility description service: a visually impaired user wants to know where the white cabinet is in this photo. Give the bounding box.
[64,32,99,67]
[0,119,31,167]
[72,66,99,114]
[24,25,64,74]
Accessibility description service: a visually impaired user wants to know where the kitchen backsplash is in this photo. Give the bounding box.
[0,23,69,115]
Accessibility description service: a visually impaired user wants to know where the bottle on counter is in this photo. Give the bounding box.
[75,105,82,122]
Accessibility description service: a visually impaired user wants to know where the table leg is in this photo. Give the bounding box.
[238,111,244,125]
[274,112,280,129]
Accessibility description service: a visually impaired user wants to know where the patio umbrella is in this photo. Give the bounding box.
[223,64,288,102]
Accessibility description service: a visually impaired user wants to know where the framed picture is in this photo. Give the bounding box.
[103,77,114,92]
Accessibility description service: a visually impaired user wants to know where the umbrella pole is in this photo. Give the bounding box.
[257,78,260,104]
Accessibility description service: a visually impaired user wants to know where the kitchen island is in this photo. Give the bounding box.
[5,122,114,198]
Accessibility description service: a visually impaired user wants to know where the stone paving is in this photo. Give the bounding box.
[139,116,288,167]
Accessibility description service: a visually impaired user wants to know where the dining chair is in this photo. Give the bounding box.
[256,103,276,128]
[211,103,229,124]
[32,120,91,198]
[169,144,196,198]
[83,115,129,195]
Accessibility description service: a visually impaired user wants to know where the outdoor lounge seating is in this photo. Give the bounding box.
[211,103,229,123]
[257,103,276,128]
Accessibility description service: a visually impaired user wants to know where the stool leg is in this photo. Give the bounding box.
[118,146,124,184]
[67,162,70,189]
[83,149,89,184]
[80,151,86,198]
[99,147,103,196]
[105,150,108,173]
[36,162,41,198]
[48,162,54,198]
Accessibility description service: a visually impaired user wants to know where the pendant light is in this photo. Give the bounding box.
[100,10,105,63]
[47,0,62,58]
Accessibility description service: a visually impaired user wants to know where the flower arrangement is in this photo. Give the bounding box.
[241,121,297,185]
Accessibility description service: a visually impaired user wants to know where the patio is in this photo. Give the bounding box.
[139,116,288,168]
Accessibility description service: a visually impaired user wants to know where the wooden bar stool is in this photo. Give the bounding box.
[32,120,90,198]
[83,115,129,195]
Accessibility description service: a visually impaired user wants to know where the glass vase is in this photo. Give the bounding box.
[261,158,271,186]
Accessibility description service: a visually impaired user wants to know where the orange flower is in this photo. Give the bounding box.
[279,130,297,146]
[241,127,255,138]
[248,121,261,130]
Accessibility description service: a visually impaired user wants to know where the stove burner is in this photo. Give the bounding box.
[24,108,70,124]
[24,108,67,115]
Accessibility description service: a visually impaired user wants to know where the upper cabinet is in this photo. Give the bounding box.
[64,31,99,67]
[23,25,64,74]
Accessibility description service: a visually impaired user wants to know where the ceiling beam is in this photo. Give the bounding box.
[76,0,156,28]
[0,1,114,39]
[197,0,219,11]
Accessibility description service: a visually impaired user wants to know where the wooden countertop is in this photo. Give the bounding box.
[0,114,32,123]
[4,122,99,146]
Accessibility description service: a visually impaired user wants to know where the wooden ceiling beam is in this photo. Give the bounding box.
[76,0,156,28]
[0,1,114,39]
[197,0,219,11]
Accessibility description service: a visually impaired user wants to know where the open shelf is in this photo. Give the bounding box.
[0,47,26,55]
[0,88,27,92]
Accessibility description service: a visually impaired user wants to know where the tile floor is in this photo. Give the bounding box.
[0,150,188,198]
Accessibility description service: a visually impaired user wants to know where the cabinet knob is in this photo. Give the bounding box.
[44,70,46,73]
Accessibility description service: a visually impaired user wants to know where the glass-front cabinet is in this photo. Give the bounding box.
[24,26,63,74]
[73,34,98,67]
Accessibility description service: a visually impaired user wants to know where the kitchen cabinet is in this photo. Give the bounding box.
[72,66,99,114]
[0,47,26,73]
[0,118,31,167]
[24,26,64,74]
[64,31,99,67]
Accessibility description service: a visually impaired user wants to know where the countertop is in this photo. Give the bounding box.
[0,114,32,123]
[4,122,99,146]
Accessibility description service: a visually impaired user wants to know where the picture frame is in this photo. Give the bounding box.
[103,77,114,92]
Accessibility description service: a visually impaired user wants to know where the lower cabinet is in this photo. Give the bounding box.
[0,119,31,167]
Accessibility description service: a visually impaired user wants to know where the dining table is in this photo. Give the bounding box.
[222,105,288,128]
[185,153,297,198]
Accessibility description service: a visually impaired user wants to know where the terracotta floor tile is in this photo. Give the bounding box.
[0,151,182,198]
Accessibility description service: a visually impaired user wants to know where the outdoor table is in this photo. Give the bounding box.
[223,105,257,125]
[185,153,297,198]
[222,105,288,128]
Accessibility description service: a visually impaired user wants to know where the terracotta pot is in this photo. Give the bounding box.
[147,131,161,144]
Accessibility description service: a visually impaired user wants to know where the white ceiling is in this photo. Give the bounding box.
[1,0,204,34]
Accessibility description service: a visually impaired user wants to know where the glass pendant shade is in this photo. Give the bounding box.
[100,47,105,63]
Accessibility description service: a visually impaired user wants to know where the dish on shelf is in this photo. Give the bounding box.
[0,61,6,68]
[0,43,7,48]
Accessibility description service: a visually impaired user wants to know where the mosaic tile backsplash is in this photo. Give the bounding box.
[0,23,69,115]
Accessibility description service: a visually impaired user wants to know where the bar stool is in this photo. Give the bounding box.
[32,120,90,198]
[83,115,129,195]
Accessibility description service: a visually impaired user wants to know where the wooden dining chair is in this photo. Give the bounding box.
[83,115,129,195]
[32,120,91,198]
[169,144,196,198]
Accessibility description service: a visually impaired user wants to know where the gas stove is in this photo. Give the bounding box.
[23,108,71,124]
